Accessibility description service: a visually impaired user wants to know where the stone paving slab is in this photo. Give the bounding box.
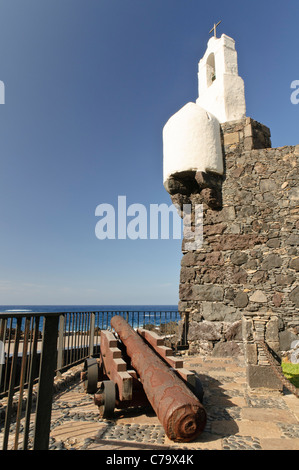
[241,407,298,424]
[259,438,299,450]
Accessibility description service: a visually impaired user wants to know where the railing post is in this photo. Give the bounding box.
[23,316,40,450]
[89,312,95,357]
[33,314,59,450]
[56,314,65,376]
[2,317,22,450]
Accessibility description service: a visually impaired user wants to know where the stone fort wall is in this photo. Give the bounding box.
[170,117,298,381]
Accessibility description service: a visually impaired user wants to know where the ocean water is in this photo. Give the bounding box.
[0,305,178,314]
[0,305,179,331]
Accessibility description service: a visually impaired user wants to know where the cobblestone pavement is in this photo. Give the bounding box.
[2,355,299,450]
[48,355,299,451]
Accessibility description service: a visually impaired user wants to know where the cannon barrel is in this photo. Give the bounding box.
[110,315,207,443]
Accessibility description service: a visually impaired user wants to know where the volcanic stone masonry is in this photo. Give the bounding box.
[162,33,298,390]
[168,117,298,390]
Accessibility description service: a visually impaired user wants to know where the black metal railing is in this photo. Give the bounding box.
[0,312,59,450]
[0,309,185,450]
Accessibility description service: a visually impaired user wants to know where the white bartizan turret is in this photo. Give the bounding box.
[163,31,246,187]
[163,102,223,184]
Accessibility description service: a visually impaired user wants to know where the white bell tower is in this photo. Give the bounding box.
[196,33,246,123]
[162,26,247,187]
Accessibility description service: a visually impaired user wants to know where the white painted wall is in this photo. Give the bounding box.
[196,34,246,123]
[162,102,223,184]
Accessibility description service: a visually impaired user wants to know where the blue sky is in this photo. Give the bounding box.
[0,0,298,305]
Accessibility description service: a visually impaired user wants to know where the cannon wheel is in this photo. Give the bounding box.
[83,358,99,394]
[97,380,116,419]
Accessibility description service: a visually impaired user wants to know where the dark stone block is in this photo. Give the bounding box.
[195,171,223,190]
[180,267,196,283]
[224,321,243,341]
[187,321,222,342]
[247,365,283,391]
[200,187,222,209]
[290,286,299,308]
[286,234,299,246]
[231,251,248,266]
[266,238,280,249]
[202,302,239,322]
[164,173,197,196]
[227,266,248,284]
[289,258,299,271]
[275,274,295,286]
[192,285,224,301]
[212,341,242,358]
[179,283,193,301]
[234,292,249,308]
[279,329,299,351]
[214,234,266,251]
[272,293,283,307]
[261,254,283,270]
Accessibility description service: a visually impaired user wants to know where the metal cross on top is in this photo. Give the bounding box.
[209,20,222,38]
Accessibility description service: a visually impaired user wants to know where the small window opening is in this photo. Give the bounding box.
[206,53,216,87]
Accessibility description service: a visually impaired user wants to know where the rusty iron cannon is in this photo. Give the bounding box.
[81,315,207,443]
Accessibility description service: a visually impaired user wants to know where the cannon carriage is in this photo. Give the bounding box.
[81,315,206,443]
